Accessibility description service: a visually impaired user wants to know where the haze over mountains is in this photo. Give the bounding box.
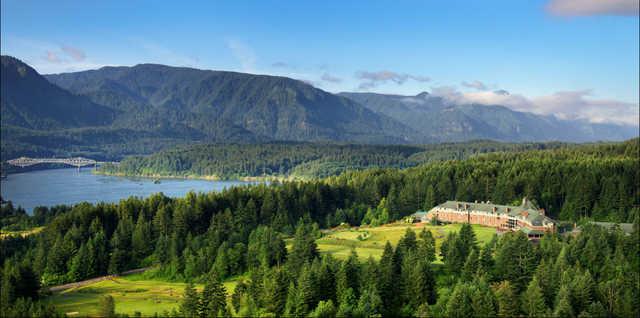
[1,55,637,160]
[340,92,638,143]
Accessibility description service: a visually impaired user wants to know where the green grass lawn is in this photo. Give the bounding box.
[49,222,495,316]
[47,273,241,317]
[0,226,44,239]
[316,223,496,261]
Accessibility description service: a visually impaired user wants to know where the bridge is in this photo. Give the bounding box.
[5,157,119,169]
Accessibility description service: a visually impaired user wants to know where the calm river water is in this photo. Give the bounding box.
[0,168,258,212]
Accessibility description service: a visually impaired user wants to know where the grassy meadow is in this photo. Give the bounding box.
[47,222,496,316]
[316,223,497,261]
[0,226,44,239]
[47,272,241,317]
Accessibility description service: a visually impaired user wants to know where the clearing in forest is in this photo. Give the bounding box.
[316,223,496,261]
[46,272,240,317]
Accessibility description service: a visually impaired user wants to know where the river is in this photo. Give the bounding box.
[0,168,258,213]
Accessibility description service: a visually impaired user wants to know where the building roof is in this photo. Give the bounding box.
[520,227,545,235]
[589,222,635,235]
[411,211,428,218]
[430,198,556,227]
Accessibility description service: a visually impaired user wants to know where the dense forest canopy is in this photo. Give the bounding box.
[1,138,638,316]
[98,140,573,179]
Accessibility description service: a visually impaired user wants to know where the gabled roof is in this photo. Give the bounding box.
[520,227,545,235]
[430,198,556,226]
[589,222,635,235]
[411,211,428,218]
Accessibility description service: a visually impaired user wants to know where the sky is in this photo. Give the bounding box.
[1,0,639,126]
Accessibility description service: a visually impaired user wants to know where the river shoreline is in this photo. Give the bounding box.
[1,168,258,213]
[92,170,307,182]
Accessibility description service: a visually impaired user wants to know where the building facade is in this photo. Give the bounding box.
[420,198,556,239]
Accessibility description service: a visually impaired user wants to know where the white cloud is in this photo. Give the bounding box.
[227,39,256,73]
[2,37,107,73]
[461,80,488,90]
[356,70,430,90]
[44,51,61,63]
[431,86,639,126]
[547,0,639,16]
[61,45,86,61]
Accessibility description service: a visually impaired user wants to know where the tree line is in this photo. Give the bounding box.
[0,138,638,316]
[97,140,571,179]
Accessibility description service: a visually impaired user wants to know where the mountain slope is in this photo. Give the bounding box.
[46,64,414,143]
[340,92,638,142]
[1,56,116,130]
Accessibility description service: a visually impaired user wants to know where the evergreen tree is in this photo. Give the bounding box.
[495,232,538,292]
[336,288,357,317]
[179,282,199,317]
[570,270,594,314]
[100,295,116,318]
[379,241,399,315]
[200,273,227,317]
[132,213,152,265]
[295,263,318,316]
[410,259,437,306]
[68,243,90,281]
[284,282,303,317]
[521,277,549,317]
[212,242,230,279]
[262,267,289,315]
[424,185,436,210]
[471,280,497,318]
[446,282,475,318]
[418,228,437,263]
[553,285,574,318]
[309,300,336,318]
[461,248,479,282]
[336,250,359,301]
[355,286,383,318]
[478,243,495,280]
[287,221,319,276]
[494,281,519,318]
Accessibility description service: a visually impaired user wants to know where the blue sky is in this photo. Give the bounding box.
[1,0,639,125]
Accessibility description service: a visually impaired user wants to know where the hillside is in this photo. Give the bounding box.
[2,56,637,163]
[340,91,638,143]
[97,140,571,179]
[45,64,412,144]
[1,56,413,161]
[1,56,116,130]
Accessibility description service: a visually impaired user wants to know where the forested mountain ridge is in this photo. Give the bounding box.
[2,56,637,164]
[45,63,413,144]
[340,91,639,143]
[1,56,116,130]
[1,56,412,162]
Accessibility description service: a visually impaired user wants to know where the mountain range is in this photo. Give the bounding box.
[340,92,638,143]
[1,55,637,160]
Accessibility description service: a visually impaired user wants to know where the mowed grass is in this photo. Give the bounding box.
[49,223,495,316]
[47,273,240,317]
[316,223,496,261]
[0,226,45,239]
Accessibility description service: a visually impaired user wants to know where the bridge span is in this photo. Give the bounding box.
[5,157,119,169]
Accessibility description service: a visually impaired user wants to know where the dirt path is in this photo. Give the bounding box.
[47,267,152,292]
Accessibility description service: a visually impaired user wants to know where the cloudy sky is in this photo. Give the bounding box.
[1,0,638,126]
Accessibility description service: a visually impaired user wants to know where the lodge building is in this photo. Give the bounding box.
[416,198,557,239]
